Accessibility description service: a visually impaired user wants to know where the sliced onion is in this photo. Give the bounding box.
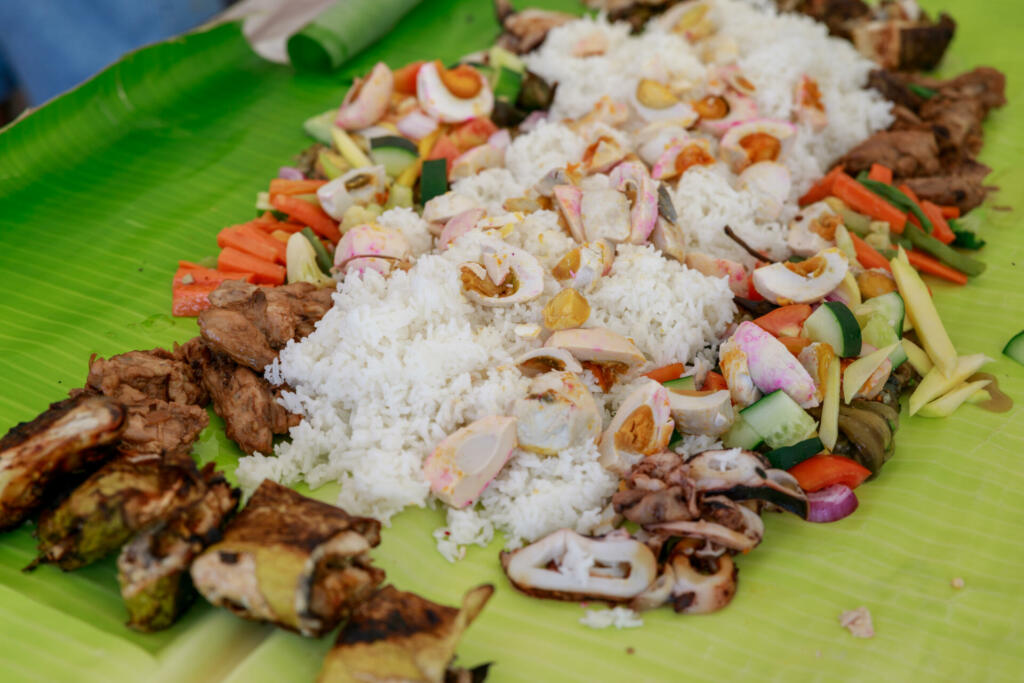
[806,484,858,523]
[278,166,305,180]
[520,111,548,133]
[396,110,438,140]
[487,128,511,150]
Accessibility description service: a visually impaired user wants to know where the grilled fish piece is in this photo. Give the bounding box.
[0,396,125,531]
[32,452,207,571]
[317,584,494,683]
[117,464,240,632]
[190,479,384,637]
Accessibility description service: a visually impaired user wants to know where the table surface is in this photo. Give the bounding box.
[0,1,1022,681]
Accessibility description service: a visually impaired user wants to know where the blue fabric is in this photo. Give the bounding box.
[0,0,223,105]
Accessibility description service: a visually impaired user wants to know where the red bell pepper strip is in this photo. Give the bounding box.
[788,455,871,492]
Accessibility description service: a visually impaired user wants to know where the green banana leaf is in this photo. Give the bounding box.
[1,0,1022,680]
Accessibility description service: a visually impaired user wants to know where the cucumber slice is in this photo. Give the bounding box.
[854,292,905,337]
[370,136,418,178]
[765,436,823,470]
[1003,330,1024,366]
[663,376,696,392]
[861,314,906,368]
[721,414,764,450]
[740,390,816,449]
[493,66,523,102]
[420,158,448,203]
[804,301,862,357]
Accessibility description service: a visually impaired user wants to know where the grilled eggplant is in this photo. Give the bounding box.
[0,396,124,531]
[117,464,240,632]
[317,584,494,683]
[190,479,384,637]
[32,452,207,571]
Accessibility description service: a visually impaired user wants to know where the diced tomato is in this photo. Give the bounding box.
[450,117,499,152]
[701,371,728,392]
[172,281,220,317]
[752,304,813,338]
[394,60,425,95]
[746,276,764,301]
[788,455,871,492]
[643,363,686,383]
[427,135,461,177]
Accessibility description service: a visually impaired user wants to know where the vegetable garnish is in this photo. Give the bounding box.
[832,173,907,231]
[788,455,871,492]
[643,363,687,383]
[904,249,968,285]
[752,304,813,338]
[806,484,859,523]
[1004,331,1024,366]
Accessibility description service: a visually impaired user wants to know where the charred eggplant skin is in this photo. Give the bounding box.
[191,480,384,637]
[0,396,124,531]
[32,452,206,571]
[118,466,240,632]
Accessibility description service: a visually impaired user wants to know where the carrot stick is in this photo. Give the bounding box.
[798,165,845,206]
[643,363,686,383]
[778,336,812,356]
[898,184,921,205]
[920,201,956,244]
[832,174,907,232]
[218,247,285,285]
[172,281,221,317]
[217,226,280,263]
[173,264,255,287]
[256,219,305,234]
[867,163,893,184]
[905,249,968,285]
[270,194,341,242]
[938,205,961,219]
[849,232,891,272]
[241,223,288,263]
[268,178,328,195]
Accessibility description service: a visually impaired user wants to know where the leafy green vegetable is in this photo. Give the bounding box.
[908,83,938,99]
[952,229,987,250]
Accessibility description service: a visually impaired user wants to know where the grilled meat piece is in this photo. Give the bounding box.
[191,479,384,637]
[119,399,209,457]
[83,348,206,406]
[838,129,940,177]
[0,396,125,531]
[187,342,297,454]
[318,584,494,683]
[118,464,239,632]
[900,161,993,213]
[33,452,207,571]
[199,280,334,372]
[494,0,575,54]
[198,308,278,372]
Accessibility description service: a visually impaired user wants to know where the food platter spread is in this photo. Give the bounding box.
[0,0,1022,681]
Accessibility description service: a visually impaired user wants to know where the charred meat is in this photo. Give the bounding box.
[198,280,334,372]
[33,452,208,571]
[117,464,240,632]
[0,396,124,531]
[493,0,575,54]
[317,584,493,683]
[190,479,384,637]
[82,348,206,406]
[186,341,298,455]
